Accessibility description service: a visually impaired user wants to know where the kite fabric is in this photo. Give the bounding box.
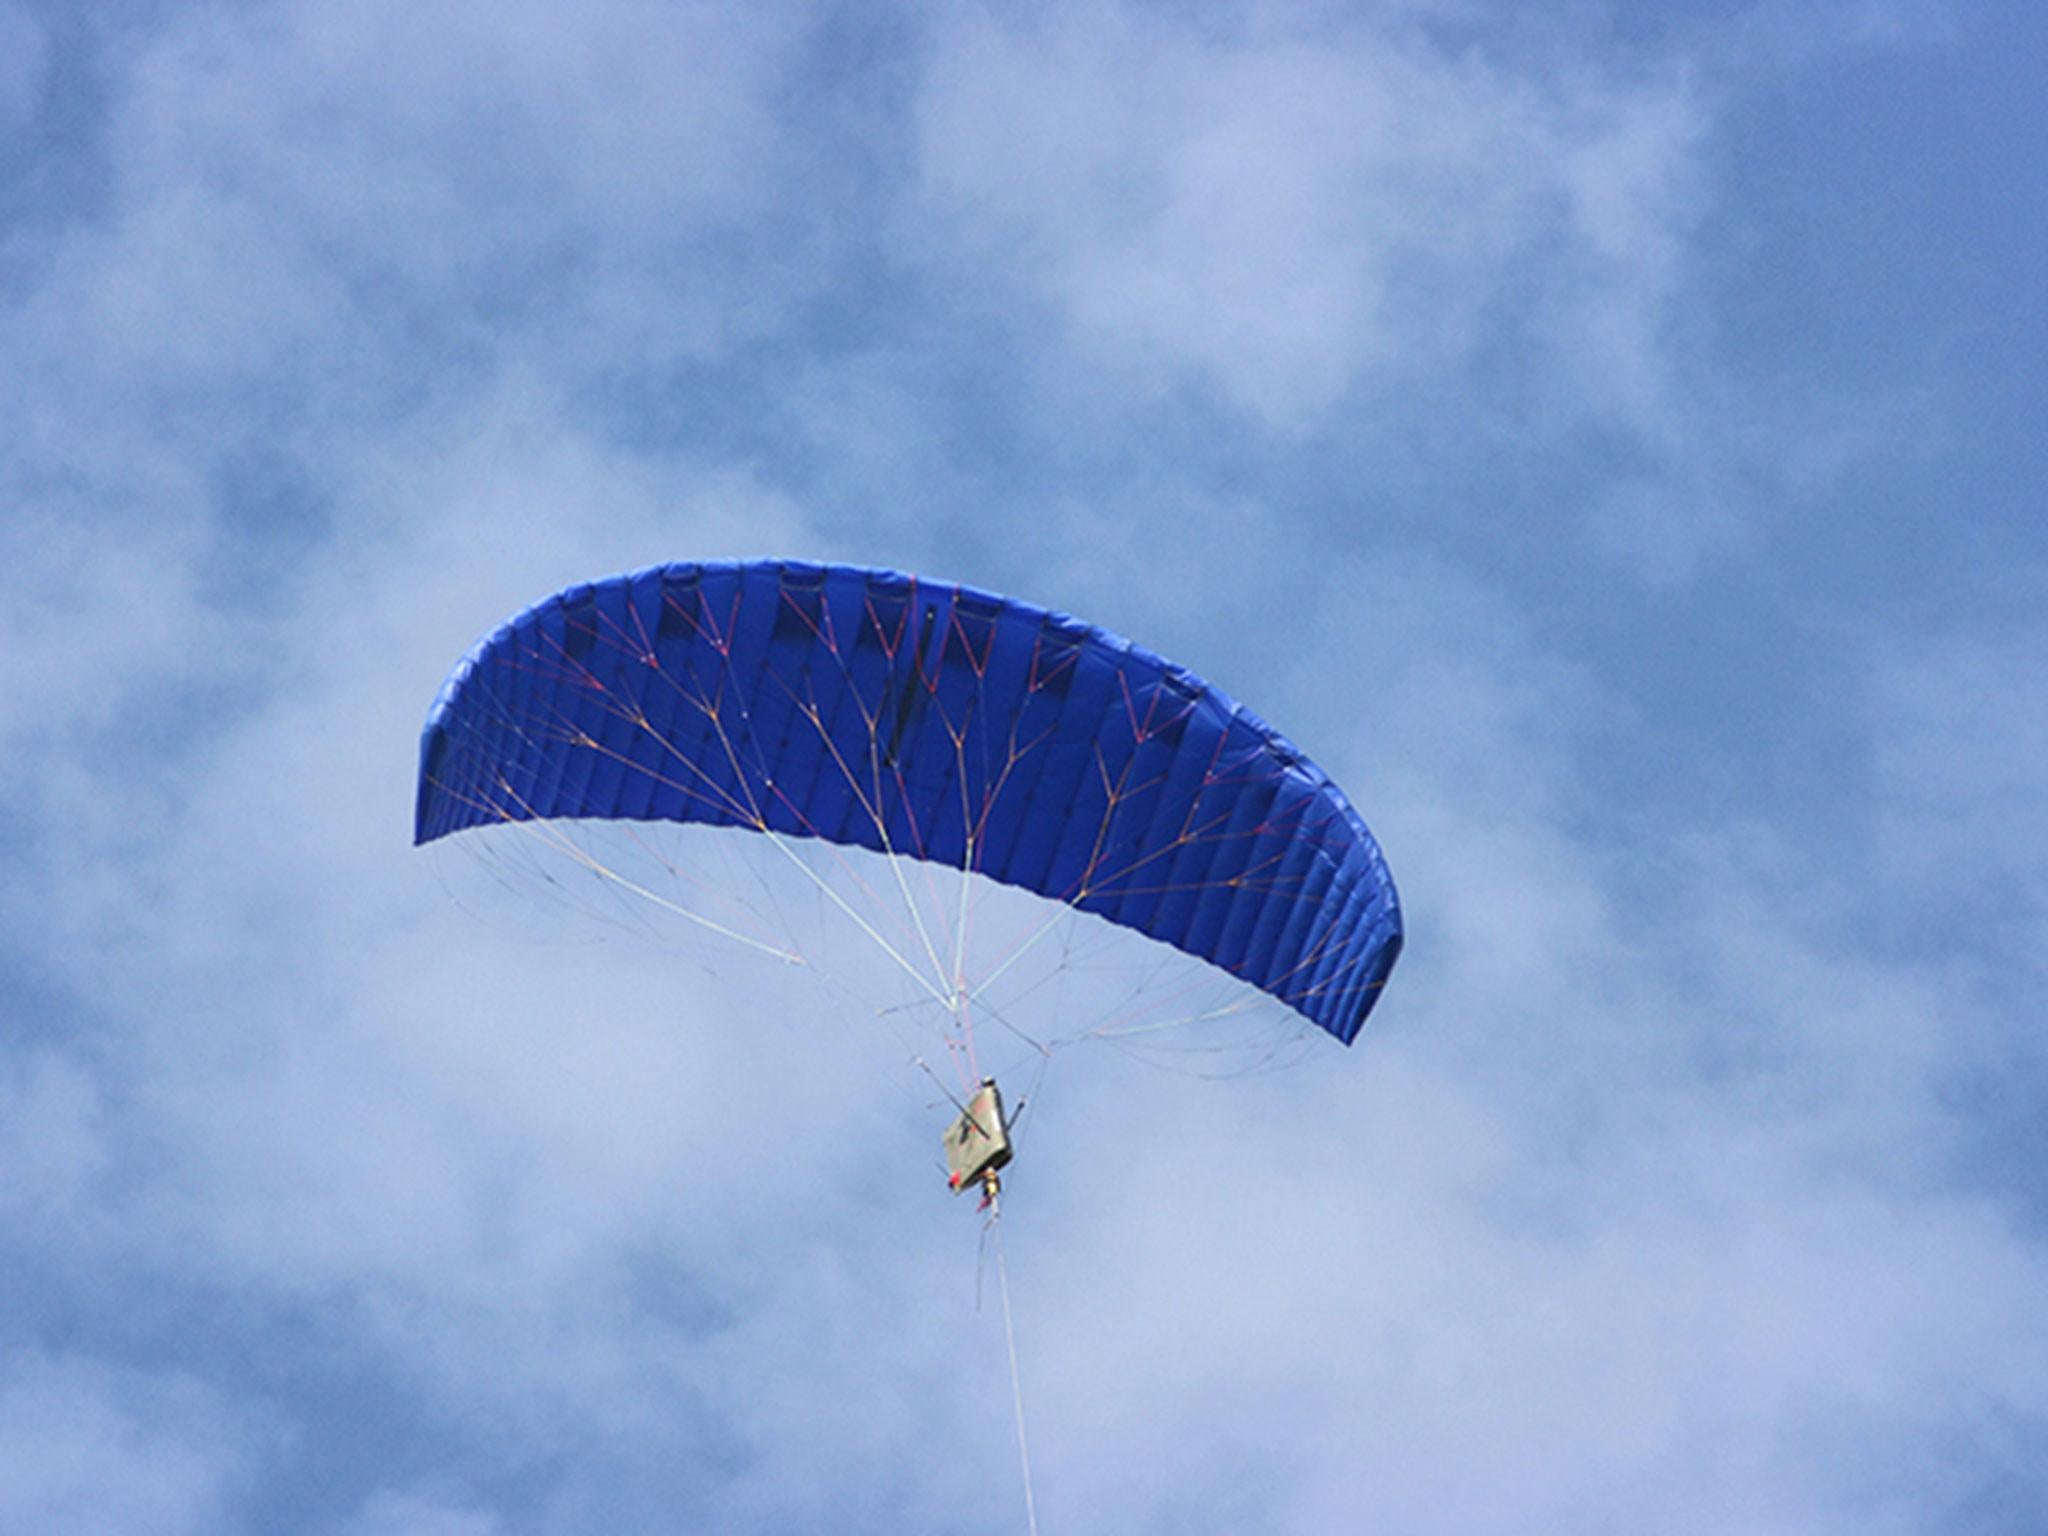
[414,559,1401,1043]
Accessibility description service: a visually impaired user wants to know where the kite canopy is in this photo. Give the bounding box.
[415,559,1401,1044]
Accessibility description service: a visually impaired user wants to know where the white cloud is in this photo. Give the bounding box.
[0,506,223,764]
[0,1353,254,1536]
[335,1492,501,1536]
[2,0,2041,1530]
[905,6,1707,434]
[13,456,2031,1533]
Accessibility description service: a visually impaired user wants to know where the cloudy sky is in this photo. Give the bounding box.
[4,0,2044,1531]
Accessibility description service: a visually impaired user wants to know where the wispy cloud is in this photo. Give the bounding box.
[905,7,1707,434]
[3,1,2042,1531]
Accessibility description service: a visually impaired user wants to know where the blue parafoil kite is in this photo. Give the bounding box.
[414,559,1401,1049]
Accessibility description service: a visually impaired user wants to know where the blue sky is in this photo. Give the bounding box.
[3,1,2044,1532]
